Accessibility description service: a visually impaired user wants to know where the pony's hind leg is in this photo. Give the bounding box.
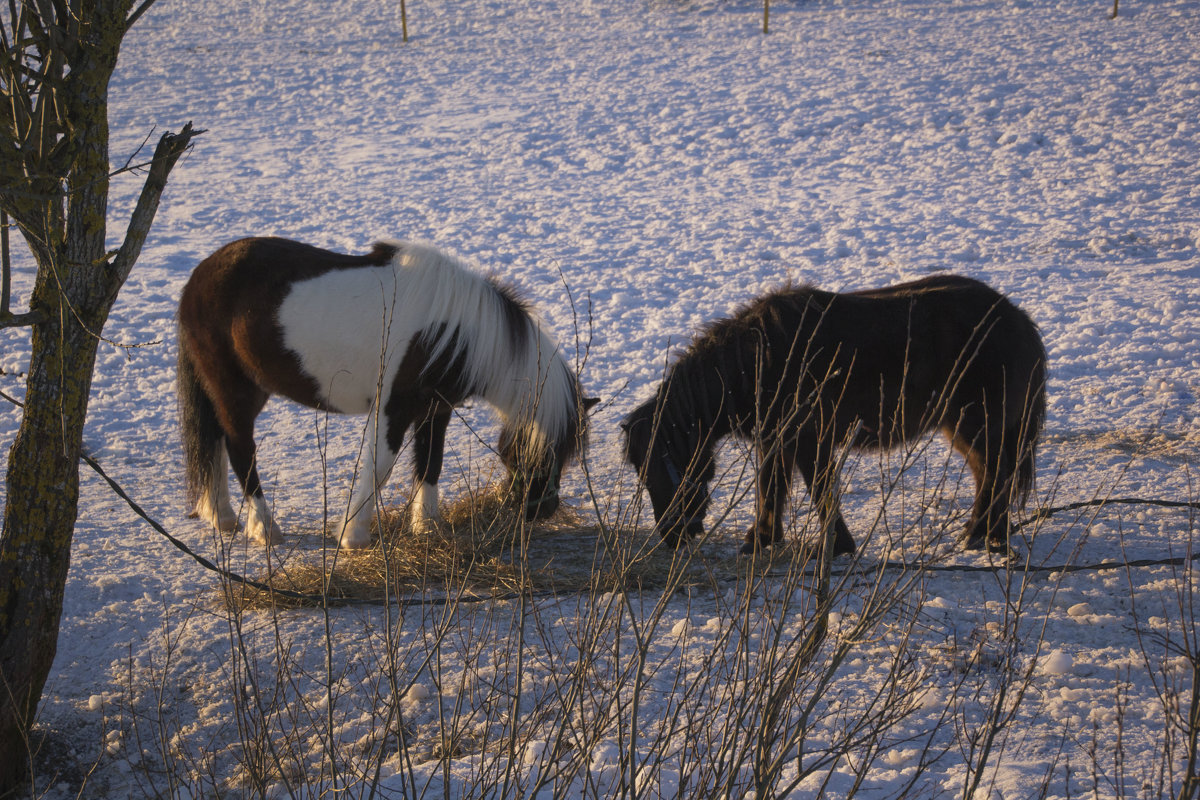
[410,404,452,534]
[180,334,279,544]
[219,388,281,546]
[178,339,240,535]
[194,444,238,534]
[947,416,1014,552]
[226,447,282,546]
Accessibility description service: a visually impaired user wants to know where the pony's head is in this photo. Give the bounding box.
[621,396,712,546]
[498,394,599,520]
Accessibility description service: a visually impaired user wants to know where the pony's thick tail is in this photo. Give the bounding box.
[177,331,224,510]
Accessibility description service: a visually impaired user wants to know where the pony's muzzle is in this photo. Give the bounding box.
[508,471,561,520]
[525,491,560,520]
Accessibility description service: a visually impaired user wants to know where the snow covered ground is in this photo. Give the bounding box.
[2,0,1199,796]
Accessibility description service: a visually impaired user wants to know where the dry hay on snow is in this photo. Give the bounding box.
[225,484,793,611]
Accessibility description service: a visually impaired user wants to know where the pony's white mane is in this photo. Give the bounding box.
[387,241,579,455]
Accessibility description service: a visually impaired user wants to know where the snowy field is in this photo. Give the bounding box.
[2,0,1200,796]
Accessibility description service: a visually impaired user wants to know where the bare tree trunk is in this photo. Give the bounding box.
[0,289,100,787]
[0,1,198,790]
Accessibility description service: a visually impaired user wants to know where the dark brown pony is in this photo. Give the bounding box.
[177,237,593,548]
[622,274,1046,556]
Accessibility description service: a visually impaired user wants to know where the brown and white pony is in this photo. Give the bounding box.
[177,237,593,548]
[622,274,1046,557]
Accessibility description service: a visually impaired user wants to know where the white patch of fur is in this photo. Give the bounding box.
[277,242,576,438]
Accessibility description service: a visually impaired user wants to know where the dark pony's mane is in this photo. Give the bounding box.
[631,285,816,524]
[655,284,823,447]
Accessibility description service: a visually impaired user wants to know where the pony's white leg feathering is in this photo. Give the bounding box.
[409,481,442,533]
[339,408,401,549]
[195,446,239,534]
[245,494,283,546]
[339,508,373,549]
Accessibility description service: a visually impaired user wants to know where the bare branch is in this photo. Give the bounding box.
[0,308,45,328]
[1,209,9,313]
[107,121,203,294]
[124,0,160,33]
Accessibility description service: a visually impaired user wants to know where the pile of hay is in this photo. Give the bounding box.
[227,485,586,610]
[225,485,789,611]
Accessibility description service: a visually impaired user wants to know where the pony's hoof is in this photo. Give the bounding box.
[964,537,1009,553]
[740,525,782,555]
[338,530,373,549]
[964,536,1018,562]
[196,505,239,535]
[739,539,779,556]
[988,543,1019,561]
[249,522,283,546]
[659,531,684,549]
[409,514,444,535]
[657,524,699,549]
[793,543,853,564]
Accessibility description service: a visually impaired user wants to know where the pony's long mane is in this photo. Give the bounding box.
[388,242,584,462]
[655,286,821,444]
[625,297,802,526]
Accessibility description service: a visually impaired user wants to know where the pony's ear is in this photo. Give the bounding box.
[583,396,601,412]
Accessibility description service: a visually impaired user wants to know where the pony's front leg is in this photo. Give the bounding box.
[743,437,798,554]
[339,409,404,549]
[410,405,452,534]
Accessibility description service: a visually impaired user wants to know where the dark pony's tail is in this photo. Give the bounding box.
[1013,340,1048,508]
[177,329,223,510]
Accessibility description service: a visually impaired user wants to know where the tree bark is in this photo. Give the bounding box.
[0,283,101,790]
[0,1,193,791]
[0,57,114,785]
[0,122,197,795]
